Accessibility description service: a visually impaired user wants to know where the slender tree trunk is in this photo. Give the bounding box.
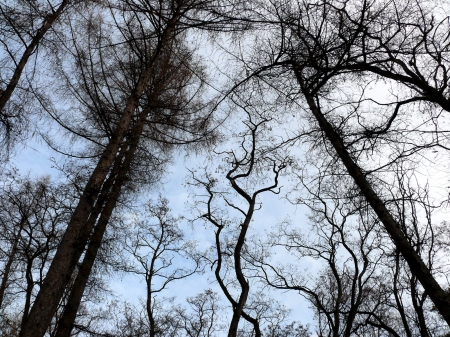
[0,219,24,308]
[393,252,412,337]
[20,257,34,331]
[293,64,450,325]
[0,0,70,114]
[226,171,263,337]
[54,115,147,337]
[144,197,167,337]
[227,203,254,337]
[410,276,430,337]
[147,255,157,337]
[147,281,156,337]
[209,204,261,337]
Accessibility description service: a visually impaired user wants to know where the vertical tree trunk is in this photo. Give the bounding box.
[410,276,430,337]
[227,203,254,337]
[147,279,156,337]
[146,252,157,337]
[20,257,34,331]
[0,219,24,308]
[293,64,450,325]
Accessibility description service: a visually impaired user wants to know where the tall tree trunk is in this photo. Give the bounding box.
[19,72,154,337]
[54,114,147,337]
[293,64,450,325]
[19,9,181,335]
[146,234,160,337]
[410,276,430,337]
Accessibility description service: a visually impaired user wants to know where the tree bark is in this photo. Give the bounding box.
[20,256,34,331]
[18,5,186,335]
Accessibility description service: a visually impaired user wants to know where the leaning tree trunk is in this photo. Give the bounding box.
[292,64,450,326]
[18,16,181,334]
[18,1,195,332]
[19,69,158,337]
[0,218,24,308]
[0,0,71,122]
[54,113,147,337]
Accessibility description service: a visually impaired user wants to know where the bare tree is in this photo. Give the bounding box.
[0,0,87,147]
[246,158,448,336]
[4,0,450,334]
[209,0,450,324]
[175,290,223,337]
[18,0,216,335]
[252,178,382,336]
[191,106,289,337]
[286,1,450,321]
[0,174,73,335]
[117,197,202,337]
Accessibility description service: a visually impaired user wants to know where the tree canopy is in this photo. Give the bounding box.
[1,0,450,336]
